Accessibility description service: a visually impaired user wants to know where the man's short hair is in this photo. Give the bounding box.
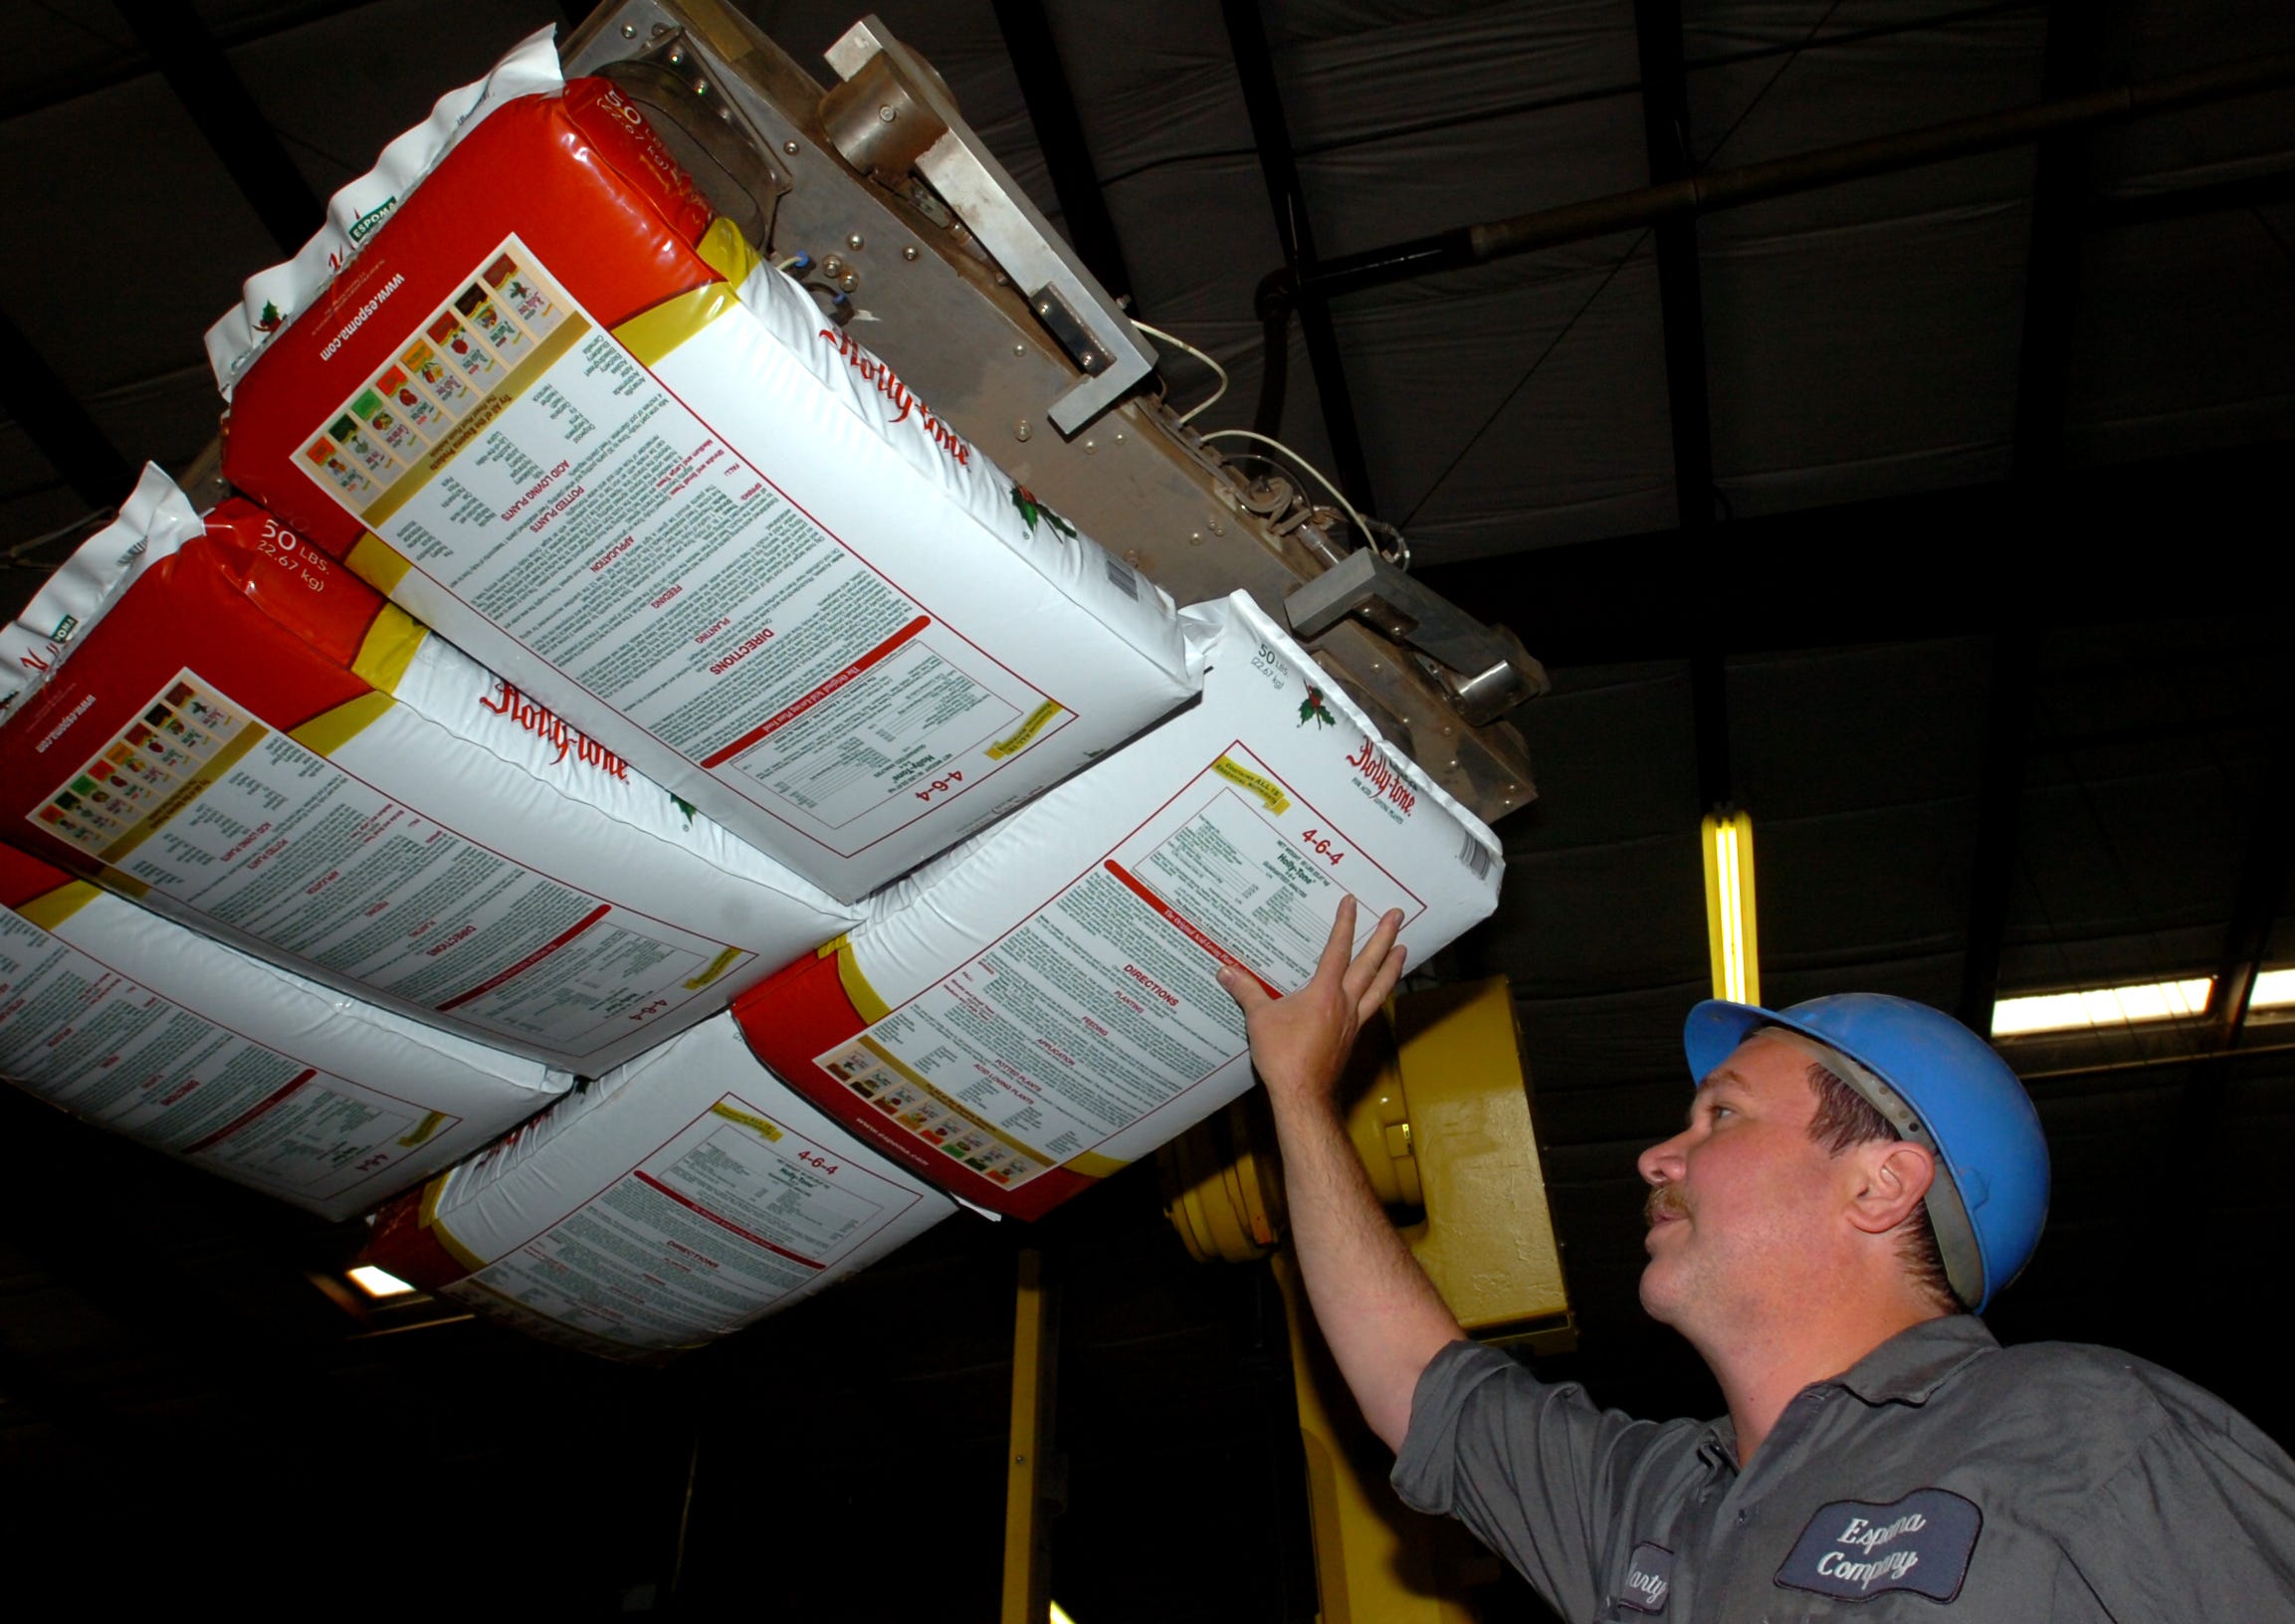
[1804,1061,1960,1315]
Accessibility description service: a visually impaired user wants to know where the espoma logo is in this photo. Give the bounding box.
[347,198,398,244]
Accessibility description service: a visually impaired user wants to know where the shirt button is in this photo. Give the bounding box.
[1736,1511,1748,1525]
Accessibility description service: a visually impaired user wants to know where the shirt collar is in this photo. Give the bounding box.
[1829,1314,1997,1406]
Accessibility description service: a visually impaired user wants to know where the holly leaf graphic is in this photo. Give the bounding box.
[1009,484,1078,539]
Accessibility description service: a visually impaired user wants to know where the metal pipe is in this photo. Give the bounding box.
[1304,49,2295,301]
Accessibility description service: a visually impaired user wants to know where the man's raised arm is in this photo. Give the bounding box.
[1219,898,1467,1451]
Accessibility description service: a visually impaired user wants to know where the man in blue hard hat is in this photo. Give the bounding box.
[1219,899,2295,1621]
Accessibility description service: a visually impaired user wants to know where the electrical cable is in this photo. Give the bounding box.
[1398,233,1648,529]
[1693,0,1851,168]
[1133,319,1229,424]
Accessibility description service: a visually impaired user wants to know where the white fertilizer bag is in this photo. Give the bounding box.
[361,1010,954,1358]
[211,34,1197,901]
[0,468,856,1073]
[735,592,1504,1218]
[0,843,567,1220]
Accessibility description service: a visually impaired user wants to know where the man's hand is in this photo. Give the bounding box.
[1220,896,1408,1110]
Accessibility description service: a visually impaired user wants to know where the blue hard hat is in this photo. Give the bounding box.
[1683,993,2049,1313]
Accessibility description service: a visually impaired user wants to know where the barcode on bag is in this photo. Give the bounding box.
[1458,830,1495,881]
[1103,555,1140,599]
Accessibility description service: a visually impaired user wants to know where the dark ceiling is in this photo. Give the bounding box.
[3,1,2292,1619]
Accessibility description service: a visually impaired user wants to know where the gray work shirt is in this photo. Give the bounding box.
[1393,1316,2295,1622]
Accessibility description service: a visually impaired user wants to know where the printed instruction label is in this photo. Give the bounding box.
[442,1093,924,1349]
[292,234,1064,855]
[27,669,745,1051]
[0,909,460,1200]
[813,746,1426,1187]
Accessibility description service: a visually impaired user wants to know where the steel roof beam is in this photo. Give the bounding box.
[1221,0,1376,511]
[1960,5,2099,1033]
[990,0,1137,311]
[1956,640,2035,1034]
[0,302,134,511]
[2010,3,2098,484]
[1634,0,1716,540]
[5,0,395,127]
[111,0,323,259]
[1634,0,1733,820]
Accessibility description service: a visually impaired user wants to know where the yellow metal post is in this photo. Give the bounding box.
[1159,975,1573,1623]
[1273,1251,1505,1624]
[1386,979,1571,1350]
[1000,1249,1058,1624]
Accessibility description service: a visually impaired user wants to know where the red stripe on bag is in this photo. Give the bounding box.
[699,616,931,769]
[183,1069,318,1155]
[435,904,611,1011]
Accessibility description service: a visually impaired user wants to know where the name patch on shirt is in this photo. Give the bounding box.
[1617,1542,1673,1614]
[1774,1489,1981,1603]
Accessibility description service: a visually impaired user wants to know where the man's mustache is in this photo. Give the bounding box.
[1644,1183,1690,1227]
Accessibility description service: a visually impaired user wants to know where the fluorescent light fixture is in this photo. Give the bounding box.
[1050,1606,1078,1624]
[346,1265,417,1300]
[1990,976,2213,1038]
[2251,968,2295,1010]
[1701,809,1761,1006]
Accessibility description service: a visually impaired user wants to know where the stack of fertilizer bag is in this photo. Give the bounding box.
[358,584,1503,1356]
[0,841,565,1220]
[0,30,1501,1360]
[0,472,857,1070]
[0,462,857,1214]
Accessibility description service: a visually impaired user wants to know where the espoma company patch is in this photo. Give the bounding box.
[1774,1489,1981,1603]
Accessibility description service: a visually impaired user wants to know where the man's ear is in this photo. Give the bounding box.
[1844,1140,1936,1236]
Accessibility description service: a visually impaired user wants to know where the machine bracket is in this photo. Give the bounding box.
[1286,550,1550,727]
[821,15,1154,434]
